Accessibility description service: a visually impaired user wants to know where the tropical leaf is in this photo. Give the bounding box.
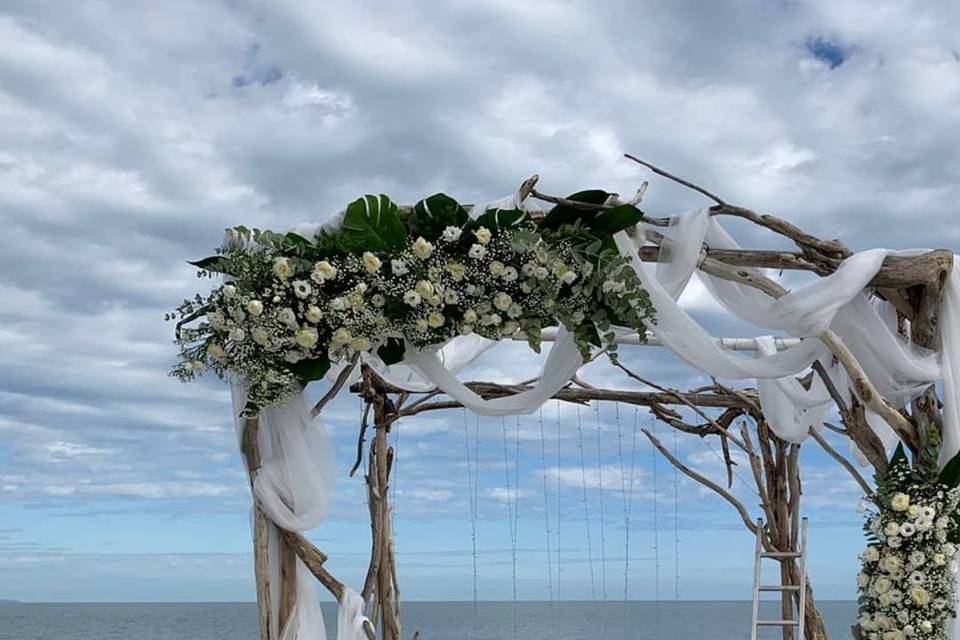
[470,208,528,234]
[289,354,331,388]
[587,203,644,236]
[338,194,407,253]
[409,193,468,241]
[939,449,960,488]
[188,256,234,274]
[540,190,609,230]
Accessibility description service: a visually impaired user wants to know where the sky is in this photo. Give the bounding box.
[1,0,959,605]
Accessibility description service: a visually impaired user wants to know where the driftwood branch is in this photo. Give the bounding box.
[808,428,873,495]
[311,354,360,417]
[642,427,758,534]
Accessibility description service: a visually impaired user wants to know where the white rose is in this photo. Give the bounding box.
[229,327,246,342]
[908,505,921,518]
[403,291,422,307]
[463,309,478,324]
[884,522,901,537]
[222,284,237,298]
[890,493,911,512]
[295,327,318,349]
[252,328,270,346]
[349,336,372,352]
[909,585,930,606]
[864,546,880,562]
[446,262,466,281]
[534,266,549,280]
[305,306,323,323]
[506,303,523,319]
[933,553,947,566]
[412,237,434,259]
[888,536,902,548]
[247,300,264,316]
[943,543,956,557]
[207,343,227,361]
[415,280,434,297]
[414,318,429,332]
[331,328,352,345]
[473,226,491,245]
[489,261,505,276]
[444,290,459,304]
[920,621,933,633]
[312,260,337,281]
[899,522,916,537]
[501,321,519,336]
[560,270,578,284]
[468,244,487,259]
[278,308,298,326]
[493,292,513,311]
[921,506,936,520]
[442,226,462,242]
[459,323,474,335]
[273,257,293,279]
[362,252,382,273]
[427,312,445,328]
[908,550,925,566]
[480,313,501,326]
[881,555,901,573]
[856,572,870,588]
[874,577,892,593]
[502,266,518,282]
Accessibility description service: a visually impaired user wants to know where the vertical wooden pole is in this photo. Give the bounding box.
[278,541,298,632]
[241,416,274,640]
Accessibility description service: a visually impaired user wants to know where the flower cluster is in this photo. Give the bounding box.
[856,449,960,640]
[169,192,655,411]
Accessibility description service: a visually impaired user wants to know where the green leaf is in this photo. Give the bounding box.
[376,338,406,365]
[889,442,909,468]
[289,354,331,388]
[939,449,960,488]
[188,256,233,274]
[541,190,609,230]
[471,208,529,233]
[409,193,468,241]
[588,204,644,236]
[339,194,407,253]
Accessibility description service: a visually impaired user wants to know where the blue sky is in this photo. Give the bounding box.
[1,0,959,604]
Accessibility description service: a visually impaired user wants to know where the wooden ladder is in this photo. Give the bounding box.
[750,517,808,640]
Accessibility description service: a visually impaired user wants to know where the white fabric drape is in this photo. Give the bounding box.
[231,386,370,640]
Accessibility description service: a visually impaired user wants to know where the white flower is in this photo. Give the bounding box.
[252,328,270,346]
[908,504,921,518]
[414,318,429,332]
[222,284,237,298]
[493,292,513,312]
[572,311,585,324]
[331,328,352,345]
[908,571,926,585]
[473,226,491,245]
[502,266,518,282]
[446,262,466,281]
[427,312,445,328]
[295,327,318,349]
[349,336,372,352]
[501,321,519,336]
[292,280,312,299]
[899,522,916,537]
[230,308,246,323]
[874,577,892,593]
[403,291,422,307]
[444,290,459,305]
[520,281,533,293]
[882,631,904,640]
[919,621,933,633]
[857,572,870,588]
[933,553,947,566]
[312,260,338,282]
[412,237,434,259]
[560,270,578,285]
[442,226,462,242]
[480,313,501,326]
[891,493,911,512]
[888,536,902,548]
[534,266,549,280]
[943,543,956,557]
[207,343,227,361]
[908,550,925,566]
[229,327,246,343]
[863,546,879,562]
[305,306,323,323]
[207,311,226,329]
[284,350,302,364]
[921,506,936,520]
[909,585,931,606]
[247,300,264,316]
[391,259,408,275]
[880,555,901,573]
[489,261,505,276]
[468,244,487,259]
[415,280,435,297]
[506,303,523,319]
[884,521,901,537]
[330,297,348,311]
[371,294,386,307]
[459,324,474,335]
[273,257,293,279]
[521,262,535,276]
[463,309,478,324]
[278,308,298,326]
[362,252,382,273]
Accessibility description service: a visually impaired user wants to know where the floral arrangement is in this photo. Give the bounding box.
[856,445,960,640]
[168,190,655,412]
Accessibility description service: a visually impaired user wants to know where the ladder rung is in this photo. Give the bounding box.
[757,619,799,626]
[759,585,800,591]
[761,551,801,558]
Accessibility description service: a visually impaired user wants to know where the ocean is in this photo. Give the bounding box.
[0,600,857,639]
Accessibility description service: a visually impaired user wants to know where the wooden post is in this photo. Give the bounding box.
[241,416,274,640]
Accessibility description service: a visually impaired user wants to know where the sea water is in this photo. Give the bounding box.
[0,600,856,639]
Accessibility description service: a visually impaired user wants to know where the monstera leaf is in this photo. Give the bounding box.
[289,354,331,388]
[338,194,407,253]
[409,193,468,241]
[540,190,609,230]
[470,208,528,234]
[587,203,644,236]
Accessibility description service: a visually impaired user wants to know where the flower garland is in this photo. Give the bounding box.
[857,445,960,640]
[169,191,655,412]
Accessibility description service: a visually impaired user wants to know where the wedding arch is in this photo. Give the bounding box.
[169,155,960,640]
